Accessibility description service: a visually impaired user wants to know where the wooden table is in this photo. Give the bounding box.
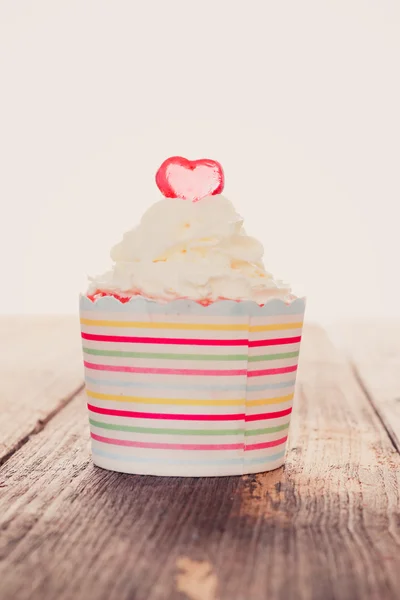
[0,317,399,600]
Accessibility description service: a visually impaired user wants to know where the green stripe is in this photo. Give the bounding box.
[84,348,246,360]
[245,424,289,436]
[83,347,299,362]
[249,351,299,362]
[89,419,289,436]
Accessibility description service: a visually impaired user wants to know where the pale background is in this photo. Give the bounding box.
[0,0,399,323]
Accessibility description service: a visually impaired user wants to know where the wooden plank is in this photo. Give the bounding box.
[334,321,400,452]
[0,325,399,600]
[0,316,83,464]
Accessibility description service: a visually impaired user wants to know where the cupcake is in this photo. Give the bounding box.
[80,156,306,477]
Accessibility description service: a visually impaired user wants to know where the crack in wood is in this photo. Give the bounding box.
[351,365,400,455]
[0,383,84,468]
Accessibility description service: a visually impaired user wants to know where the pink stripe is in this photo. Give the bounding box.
[248,365,298,377]
[88,403,245,421]
[246,408,292,421]
[84,361,247,377]
[91,432,288,451]
[82,332,248,346]
[84,361,296,377]
[91,432,243,451]
[245,436,288,451]
[87,403,292,422]
[81,332,301,347]
[250,336,301,347]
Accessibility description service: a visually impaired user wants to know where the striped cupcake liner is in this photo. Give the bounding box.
[79,295,306,477]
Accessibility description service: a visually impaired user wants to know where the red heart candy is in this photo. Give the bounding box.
[155,156,224,202]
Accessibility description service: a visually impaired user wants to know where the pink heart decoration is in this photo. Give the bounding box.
[155,156,225,202]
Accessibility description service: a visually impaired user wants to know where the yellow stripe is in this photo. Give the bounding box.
[250,323,302,332]
[86,389,293,407]
[247,393,294,407]
[86,389,244,406]
[80,318,303,332]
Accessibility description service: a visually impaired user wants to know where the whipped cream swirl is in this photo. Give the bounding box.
[89,195,291,304]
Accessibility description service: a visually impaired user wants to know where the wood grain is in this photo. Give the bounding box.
[0,316,83,464]
[335,321,400,452]
[0,324,399,600]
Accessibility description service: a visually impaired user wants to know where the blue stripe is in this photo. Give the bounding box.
[92,447,286,466]
[85,376,296,392]
[80,294,306,317]
[245,380,296,392]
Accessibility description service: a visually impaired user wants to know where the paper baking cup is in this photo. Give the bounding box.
[79,295,306,477]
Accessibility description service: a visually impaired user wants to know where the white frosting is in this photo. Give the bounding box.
[89,195,291,303]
